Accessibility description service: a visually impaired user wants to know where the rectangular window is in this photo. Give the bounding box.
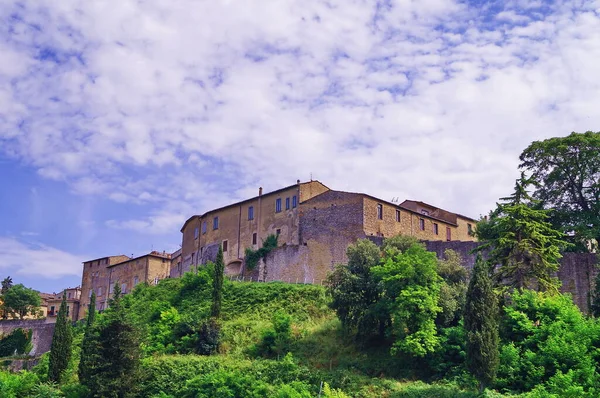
[109,284,114,294]
[202,221,207,234]
[50,306,55,316]
[194,227,199,239]
[276,228,281,235]
[213,216,219,230]
[134,276,139,286]
[68,292,71,299]
[286,197,290,210]
[467,223,473,234]
[98,287,102,296]
[395,209,401,222]
[421,209,430,215]
[292,196,297,208]
[433,223,439,235]
[419,218,425,230]
[377,204,383,220]
[248,206,254,220]
[222,240,228,252]
[66,306,70,317]
[121,283,127,294]
[446,227,452,241]
[252,232,257,245]
[276,198,282,213]
[191,252,195,265]
[88,290,92,298]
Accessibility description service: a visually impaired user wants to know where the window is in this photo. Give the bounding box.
[194,227,199,239]
[191,252,195,265]
[276,198,282,213]
[467,223,473,234]
[134,276,139,286]
[50,306,55,316]
[66,306,70,317]
[252,232,257,245]
[276,229,281,235]
[433,223,439,235]
[109,284,114,294]
[248,206,254,220]
[213,216,219,230]
[121,283,127,294]
[421,209,430,215]
[446,227,452,241]
[154,276,159,285]
[222,240,228,252]
[419,218,425,230]
[68,292,71,299]
[286,197,290,210]
[98,287,102,296]
[202,221,207,234]
[395,209,401,222]
[292,196,297,208]
[88,290,92,298]
[377,204,383,220]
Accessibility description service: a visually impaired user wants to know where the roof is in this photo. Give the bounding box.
[83,254,131,264]
[180,180,328,232]
[107,251,172,268]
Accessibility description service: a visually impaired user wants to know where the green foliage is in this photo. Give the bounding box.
[48,293,72,383]
[2,284,42,319]
[244,234,279,270]
[464,256,499,391]
[327,239,386,340]
[519,131,600,252]
[437,250,468,327]
[476,174,569,293]
[0,328,32,357]
[0,369,41,397]
[211,246,224,319]
[255,310,292,358]
[590,269,600,317]
[78,291,97,386]
[372,243,442,357]
[196,318,221,355]
[495,290,600,395]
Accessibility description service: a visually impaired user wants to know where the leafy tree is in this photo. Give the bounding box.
[196,318,220,355]
[476,174,569,293]
[78,292,98,386]
[464,256,499,392]
[211,246,224,319]
[48,293,73,383]
[86,283,141,397]
[436,249,468,327]
[256,310,292,358]
[519,131,600,252]
[327,239,386,340]
[2,284,41,319]
[372,243,442,357]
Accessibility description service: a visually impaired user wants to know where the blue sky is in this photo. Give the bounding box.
[1,0,600,292]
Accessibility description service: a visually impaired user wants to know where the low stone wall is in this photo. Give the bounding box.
[0,319,55,356]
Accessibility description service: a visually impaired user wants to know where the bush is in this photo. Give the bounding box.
[0,328,33,357]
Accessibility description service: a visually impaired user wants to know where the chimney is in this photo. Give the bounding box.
[259,187,263,196]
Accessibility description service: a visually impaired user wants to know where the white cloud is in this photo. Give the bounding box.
[1,0,600,233]
[0,237,86,279]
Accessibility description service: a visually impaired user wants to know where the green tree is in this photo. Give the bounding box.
[476,174,569,293]
[48,292,73,383]
[327,239,386,339]
[372,242,442,357]
[436,249,468,327]
[464,256,499,392]
[2,284,41,319]
[78,292,98,386]
[87,283,141,397]
[211,246,224,319]
[1,276,13,294]
[519,131,600,252]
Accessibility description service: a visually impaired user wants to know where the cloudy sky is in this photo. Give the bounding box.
[1,0,599,292]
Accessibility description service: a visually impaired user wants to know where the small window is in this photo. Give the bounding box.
[446,227,452,241]
[213,216,219,230]
[202,221,207,234]
[134,276,139,286]
[88,290,92,298]
[68,292,71,299]
[109,284,114,294]
[98,287,102,296]
[421,209,430,215]
[121,283,127,294]
[194,227,199,239]
[467,223,473,234]
[252,232,257,245]
[66,305,70,317]
[276,198,282,213]
[276,228,281,235]
[222,240,228,252]
[433,223,439,235]
[419,218,425,230]
[248,206,254,220]
[191,252,195,265]
[286,197,290,210]
[395,209,401,222]
[50,306,55,315]
[292,196,297,208]
[377,204,383,220]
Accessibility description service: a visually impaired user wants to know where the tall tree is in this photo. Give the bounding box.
[476,174,569,293]
[1,276,13,294]
[464,256,499,392]
[211,246,224,319]
[48,292,73,383]
[519,131,600,252]
[2,284,41,319]
[87,283,140,397]
[78,292,98,386]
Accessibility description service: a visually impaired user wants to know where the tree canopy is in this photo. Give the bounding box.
[519,131,600,252]
[2,283,41,319]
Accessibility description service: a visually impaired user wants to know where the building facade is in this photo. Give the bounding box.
[46,287,81,322]
[178,180,477,281]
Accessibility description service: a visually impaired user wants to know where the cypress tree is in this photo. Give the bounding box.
[211,246,224,319]
[48,292,73,383]
[464,255,499,392]
[78,292,98,386]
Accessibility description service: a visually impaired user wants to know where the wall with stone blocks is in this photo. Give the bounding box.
[0,319,55,356]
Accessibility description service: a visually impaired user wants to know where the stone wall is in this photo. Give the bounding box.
[0,319,55,356]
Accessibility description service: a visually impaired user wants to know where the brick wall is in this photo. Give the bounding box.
[0,319,55,356]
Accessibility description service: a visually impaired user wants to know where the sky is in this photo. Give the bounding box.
[1,0,600,293]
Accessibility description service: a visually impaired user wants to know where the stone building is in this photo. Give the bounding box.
[79,251,172,319]
[46,287,81,322]
[178,180,477,282]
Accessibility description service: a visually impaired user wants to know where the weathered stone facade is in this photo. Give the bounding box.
[46,287,81,322]
[0,319,55,356]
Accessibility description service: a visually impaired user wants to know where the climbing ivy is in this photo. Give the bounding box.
[0,328,32,357]
[244,234,279,270]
